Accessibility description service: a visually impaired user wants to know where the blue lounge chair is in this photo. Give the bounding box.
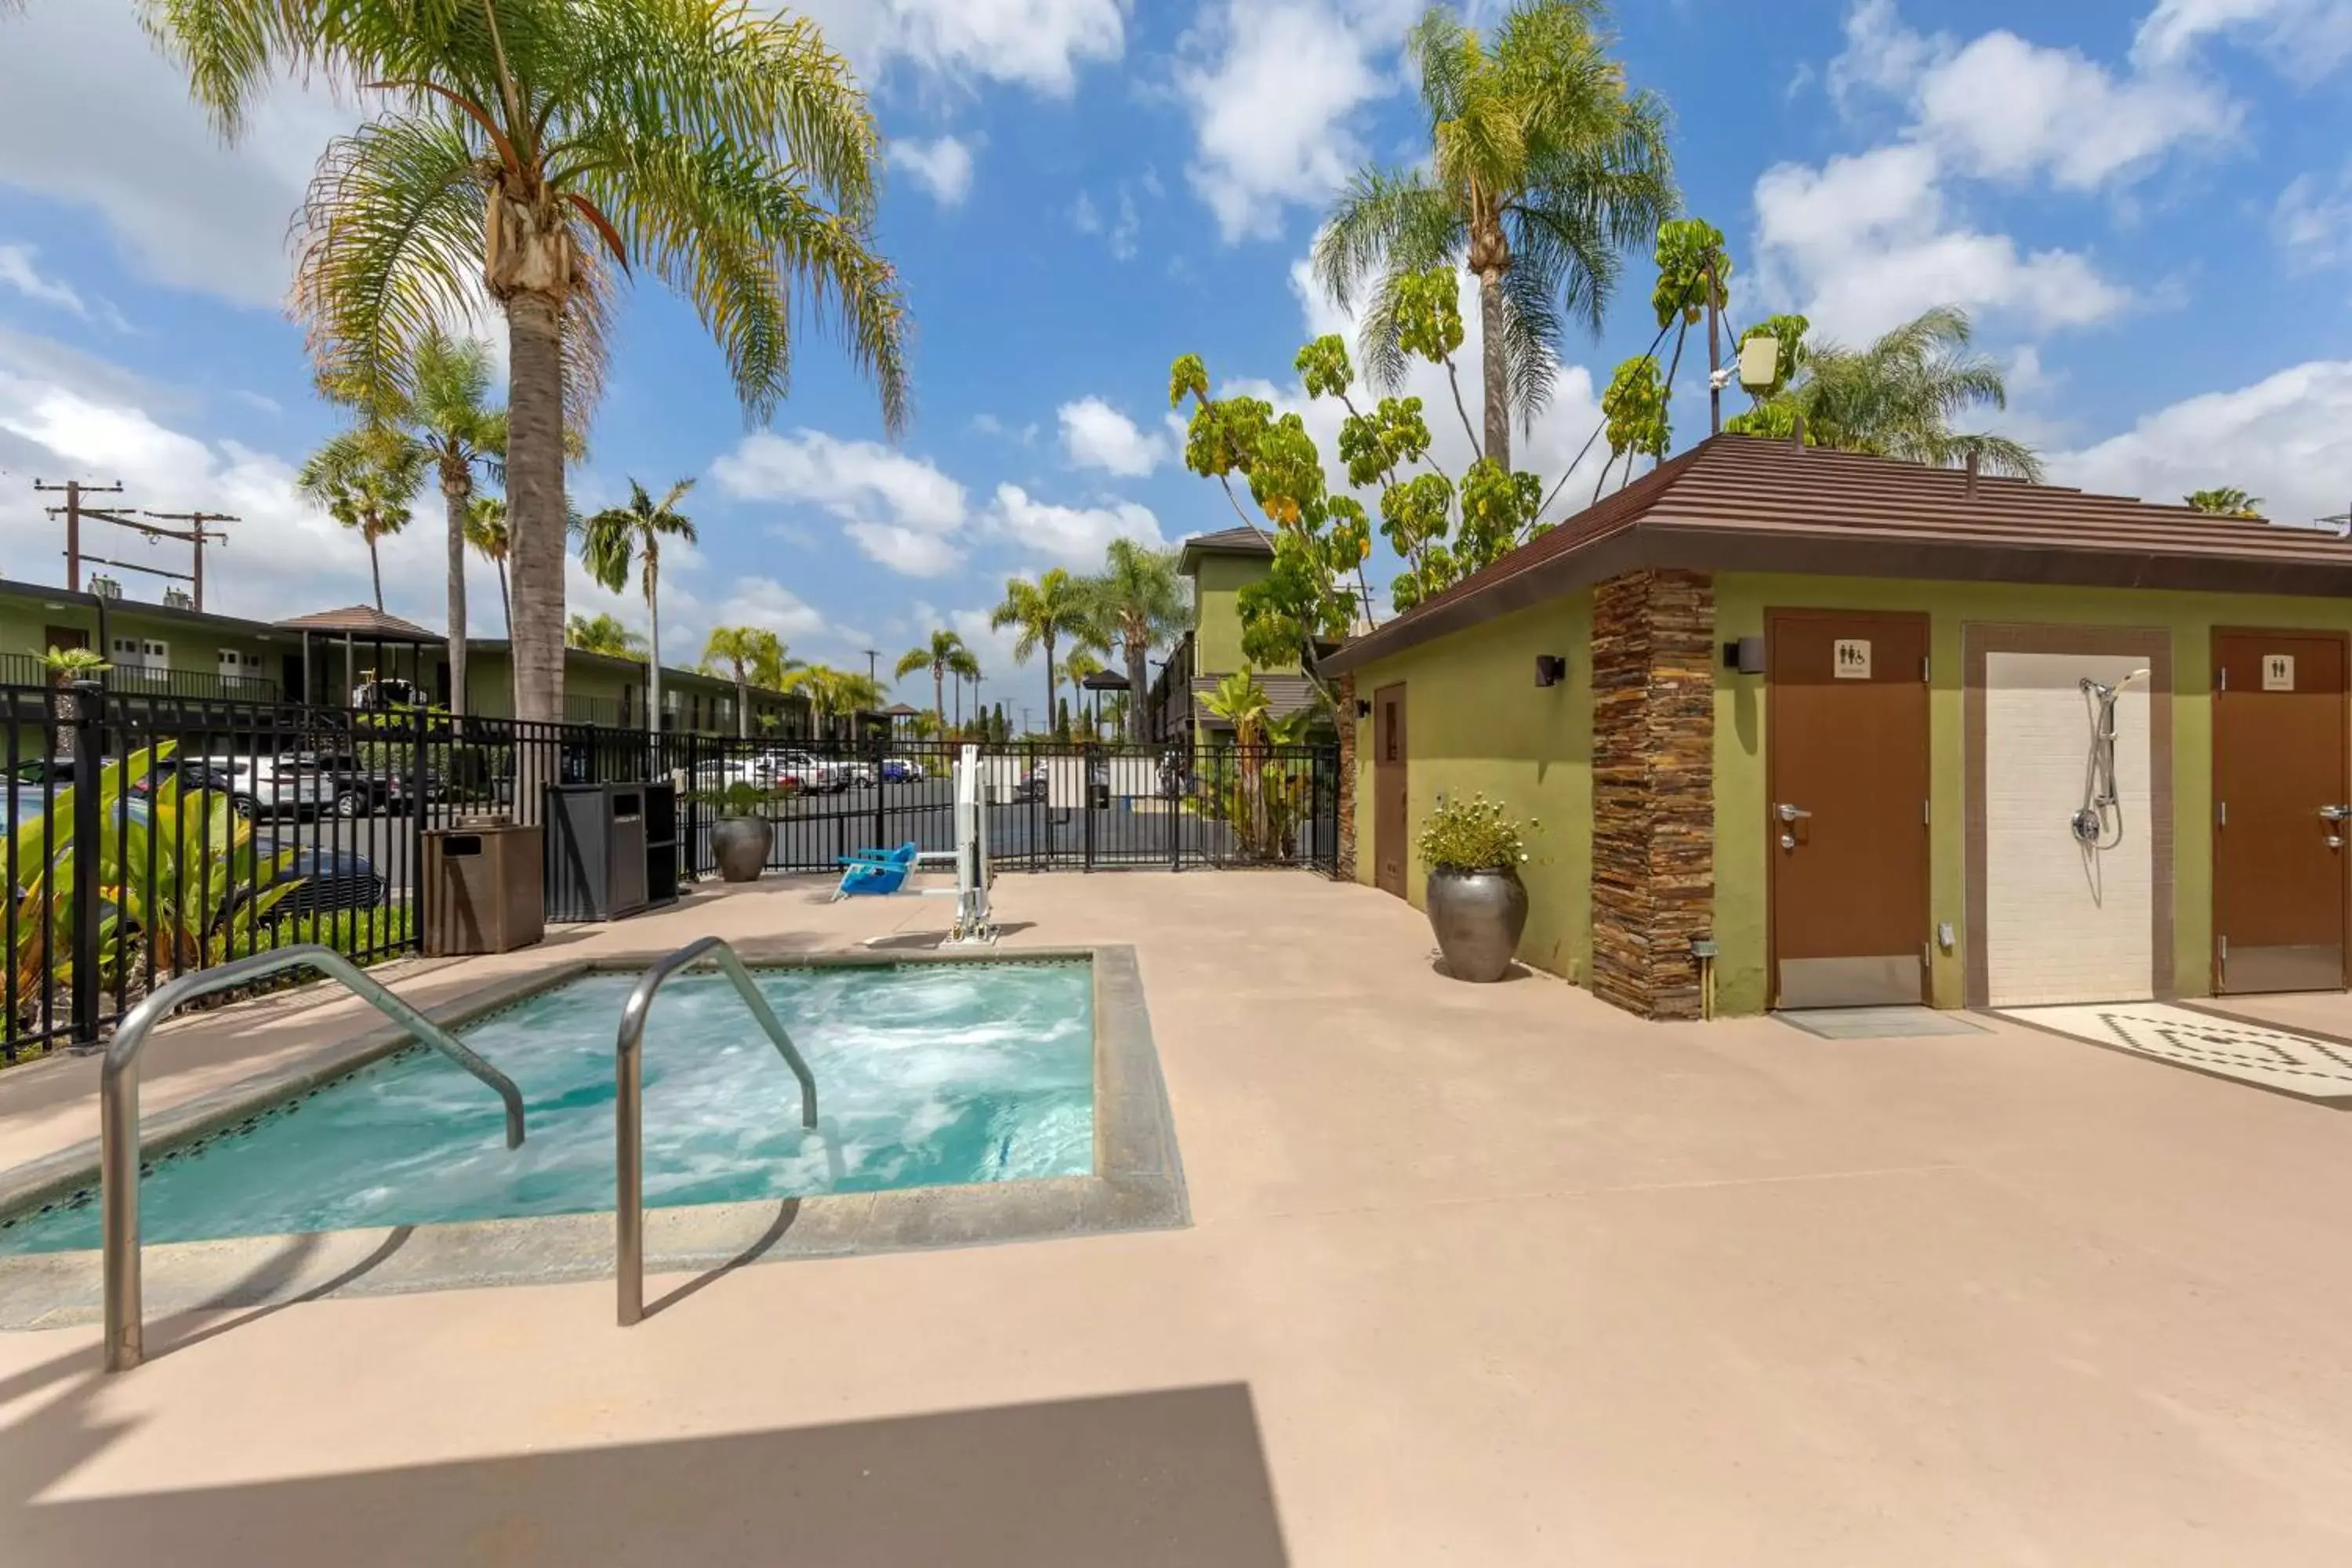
[833,841,920,899]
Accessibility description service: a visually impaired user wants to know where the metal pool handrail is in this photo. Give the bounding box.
[615,936,817,1327]
[100,943,528,1373]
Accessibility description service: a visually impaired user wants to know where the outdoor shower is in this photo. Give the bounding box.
[2071,668,2151,853]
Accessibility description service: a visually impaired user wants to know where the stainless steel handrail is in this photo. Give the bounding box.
[616,936,817,1326]
[101,944,528,1372]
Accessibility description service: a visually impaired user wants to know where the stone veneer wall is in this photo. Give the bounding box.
[1588,570,1715,1020]
[1334,671,1357,880]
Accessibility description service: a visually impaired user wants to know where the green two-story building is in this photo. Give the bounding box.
[1150,525,1324,742]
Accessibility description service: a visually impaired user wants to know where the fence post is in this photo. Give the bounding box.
[1168,742,1182,873]
[408,711,430,951]
[871,728,887,855]
[1083,740,1098,871]
[68,679,103,1048]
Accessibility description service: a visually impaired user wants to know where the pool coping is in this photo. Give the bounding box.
[0,942,1187,1331]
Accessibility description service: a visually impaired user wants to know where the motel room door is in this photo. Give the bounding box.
[1374,683,1408,898]
[1766,611,1932,1008]
[2213,631,2349,993]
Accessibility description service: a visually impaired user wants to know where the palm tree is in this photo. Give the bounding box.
[789,664,884,739]
[1082,539,1187,742]
[947,646,981,731]
[702,626,797,739]
[1733,307,2042,480]
[465,495,512,637]
[893,629,971,731]
[1313,0,1677,470]
[582,479,697,735]
[143,2,911,727]
[2186,487,2264,519]
[989,568,1095,743]
[297,423,424,611]
[1061,648,1106,739]
[354,328,506,715]
[565,612,643,658]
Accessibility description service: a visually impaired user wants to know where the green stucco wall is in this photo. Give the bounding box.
[1190,554,1291,676]
[1348,592,1595,983]
[1,593,280,684]
[1711,573,2352,1017]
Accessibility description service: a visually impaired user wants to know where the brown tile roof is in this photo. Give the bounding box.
[1179,524,1276,570]
[273,605,443,641]
[1327,434,2352,673]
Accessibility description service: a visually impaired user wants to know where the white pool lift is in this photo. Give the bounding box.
[914,743,996,946]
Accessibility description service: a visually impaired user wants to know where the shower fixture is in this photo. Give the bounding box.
[2071,668,2150,851]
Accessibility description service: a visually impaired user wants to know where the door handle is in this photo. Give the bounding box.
[1775,802,1811,822]
[2321,804,2351,822]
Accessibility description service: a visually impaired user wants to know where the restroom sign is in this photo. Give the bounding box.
[2263,652,2296,691]
[1833,638,1873,679]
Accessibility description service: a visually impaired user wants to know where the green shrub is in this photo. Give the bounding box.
[1415,793,1535,873]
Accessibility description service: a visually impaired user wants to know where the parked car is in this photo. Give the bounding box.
[881,757,925,783]
[772,750,852,793]
[129,757,263,819]
[291,753,401,818]
[200,754,331,819]
[1,790,384,916]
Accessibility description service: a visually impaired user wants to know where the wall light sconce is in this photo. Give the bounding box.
[1534,655,1567,688]
[1722,637,1766,675]
[1355,697,1371,717]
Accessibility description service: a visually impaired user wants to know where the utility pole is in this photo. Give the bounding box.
[1704,257,1722,437]
[34,479,125,592]
[862,648,880,686]
[140,510,238,612]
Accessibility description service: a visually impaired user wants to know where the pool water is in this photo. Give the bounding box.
[0,960,1094,1254]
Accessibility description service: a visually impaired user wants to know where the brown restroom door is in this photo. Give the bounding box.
[1767,612,1931,1007]
[2214,632,2349,993]
[1374,683,1408,898]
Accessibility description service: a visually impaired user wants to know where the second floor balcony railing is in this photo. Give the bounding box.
[0,652,281,704]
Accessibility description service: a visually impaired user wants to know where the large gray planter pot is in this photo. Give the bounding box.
[1427,866,1528,982]
[710,815,774,883]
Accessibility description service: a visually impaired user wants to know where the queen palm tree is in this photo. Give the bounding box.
[1731,307,2042,480]
[990,568,1096,743]
[297,423,424,612]
[2185,487,2264,519]
[1082,539,1187,742]
[465,495,512,637]
[564,612,643,658]
[1313,0,1677,470]
[142,2,910,727]
[702,625,798,738]
[1060,648,1107,739]
[893,629,971,731]
[351,328,506,714]
[583,478,696,735]
[947,645,981,731]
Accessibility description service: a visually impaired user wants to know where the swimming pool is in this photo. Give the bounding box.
[0,958,1094,1255]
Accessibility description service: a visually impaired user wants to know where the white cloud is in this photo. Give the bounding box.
[887,134,976,206]
[987,484,1165,564]
[844,521,967,576]
[2274,162,2352,273]
[1058,396,1171,477]
[1073,184,1141,260]
[792,0,1125,96]
[710,427,971,575]
[0,243,91,318]
[1752,146,2133,342]
[0,4,351,308]
[2053,360,2352,528]
[2134,0,2352,82]
[1175,0,1414,242]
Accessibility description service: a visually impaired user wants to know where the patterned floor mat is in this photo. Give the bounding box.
[1997,1002,2352,1105]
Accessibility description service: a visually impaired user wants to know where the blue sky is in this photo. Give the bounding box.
[2,0,2350,717]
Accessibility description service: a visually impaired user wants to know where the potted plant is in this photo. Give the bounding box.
[1416,793,1535,982]
[691,781,782,883]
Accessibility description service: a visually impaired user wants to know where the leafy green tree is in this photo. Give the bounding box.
[1082,539,1188,742]
[143,0,910,726]
[564,612,643,658]
[582,478,697,734]
[989,569,1096,743]
[894,629,972,731]
[1313,0,1677,471]
[297,423,424,611]
[702,626,796,739]
[1055,695,1072,742]
[1595,354,1668,499]
[349,328,506,714]
[991,702,1008,744]
[1726,307,2042,479]
[2185,487,2263,519]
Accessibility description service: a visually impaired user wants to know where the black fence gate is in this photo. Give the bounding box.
[3,684,1338,1062]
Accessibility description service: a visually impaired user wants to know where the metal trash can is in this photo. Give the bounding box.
[423,821,546,955]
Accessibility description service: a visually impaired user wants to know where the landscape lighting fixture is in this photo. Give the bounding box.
[1534,655,1566,688]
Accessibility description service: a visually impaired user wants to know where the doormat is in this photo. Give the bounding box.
[1773,1007,1991,1040]
[1997,1002,2352,1106]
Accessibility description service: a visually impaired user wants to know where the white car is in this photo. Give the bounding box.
[773,750,857,792]
[201,753,330,818]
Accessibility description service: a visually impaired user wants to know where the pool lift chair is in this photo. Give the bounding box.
[832,744,996,946]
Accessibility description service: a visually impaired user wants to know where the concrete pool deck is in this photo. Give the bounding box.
[5,871,2352,1563]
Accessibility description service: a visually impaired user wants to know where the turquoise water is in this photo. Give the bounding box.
[0,960,1093,1254]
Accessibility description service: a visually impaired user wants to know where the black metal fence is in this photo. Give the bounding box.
[3,684,1338,1062]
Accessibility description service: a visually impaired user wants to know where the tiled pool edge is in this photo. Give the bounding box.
[0,944,1185,1330]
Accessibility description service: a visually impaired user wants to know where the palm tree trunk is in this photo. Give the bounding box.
[1124,637,1148,744]
[647,571,663,737]
[736,672,748,739]
[1043,632,1058,741]
[441,472,470,716]
[1478,266,1510,470]
[496,561,513,637]
[505,291,568,725]
[368,534,384,612]
[934,666,946,730]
